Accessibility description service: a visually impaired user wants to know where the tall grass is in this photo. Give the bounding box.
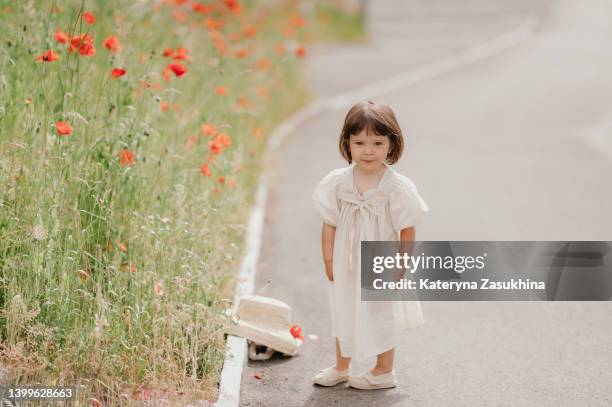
[0,0,362,404]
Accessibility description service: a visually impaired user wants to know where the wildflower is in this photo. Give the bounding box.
[204,17,225,31]
[173,9,189,23]
[215,86,227,96]
[69,34,95,56]
[162,67,172,82]
[209,139,223,155]
[237,96,250,108]
[55,121,72,136]
[32,224,48,241]
[243,25,256,38]
[255,58,271,71]
[192,3,212,14]
[83,11,96,25]
[168,62,187,77]
[216,133,231,147]
[252,127,264,140]
[201,123,217,136]
[290,324,304,340]
[162,48,174,57]
[217,176,225,184]
[234,48,248,59]
[119,149,136,166]
[173,47,191,61]
[224,0,241,13]
[154,281,163,296]
[200,163,212,177]
[36,50,60,62]
[111,68,126,78]
[295,44,306,58]
[54,29,69,44]
[275,43,286,55]
[103,35,121,53]
[290,14,306,28]
[118,242,127,252]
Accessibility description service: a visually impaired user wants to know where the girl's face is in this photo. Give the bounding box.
[349,129,390,170]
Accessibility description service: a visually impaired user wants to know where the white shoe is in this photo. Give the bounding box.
[348,369,397,390]
[312,365,350,386]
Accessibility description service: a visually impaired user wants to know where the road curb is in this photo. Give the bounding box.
[214,13,539,407]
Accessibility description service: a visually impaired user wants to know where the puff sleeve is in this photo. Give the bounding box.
[312,170,342,227]
[389,175,429,232]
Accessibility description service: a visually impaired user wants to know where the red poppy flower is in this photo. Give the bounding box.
[204,18,225,31]
[290,324,304,340]
[103,35,121,53]
[55,121,72,136]
[119,149,136,166]
[224,0,241,13]
[111,68,126,78]
[168,63,187,77]
[295,45,305,58]
[252,127,264,140]
[209,139,223,155]
[200,163,212,177]
[36,50,60,62]
[201,123,217,136]
[255,58,271,71]
[243,26,256,38]
[54,29,69,44]
[162,48,174,58]
[217,176,225,184]
[237,96,251,108]
[275,43,286,55]
[69,34,95,56]
[215,86,227,96]
[216,133,231,147]
[192,3,212,14]
[290,14,306,28]
[234,48,248,59]
[83,11,96,25]
[79,41,95,56]
[173,47,191,61]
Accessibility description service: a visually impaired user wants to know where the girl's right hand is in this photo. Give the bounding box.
[325,263,334,282]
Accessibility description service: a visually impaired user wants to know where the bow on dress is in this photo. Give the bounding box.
[337,189,389,274]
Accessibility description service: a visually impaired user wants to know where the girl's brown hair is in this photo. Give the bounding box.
[338,100,404,164]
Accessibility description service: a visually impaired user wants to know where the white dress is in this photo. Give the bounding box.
[312,162,428,361]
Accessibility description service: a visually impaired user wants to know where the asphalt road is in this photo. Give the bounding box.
[240,1,612,406]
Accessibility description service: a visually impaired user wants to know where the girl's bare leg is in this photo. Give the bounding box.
[372,347,394,375]
[335,337,351,370]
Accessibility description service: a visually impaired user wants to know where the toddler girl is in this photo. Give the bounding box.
[311,100,428,390]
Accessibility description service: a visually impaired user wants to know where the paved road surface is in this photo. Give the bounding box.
[240,1,612,406]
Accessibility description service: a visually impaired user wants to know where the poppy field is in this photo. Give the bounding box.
[0,0,362,404]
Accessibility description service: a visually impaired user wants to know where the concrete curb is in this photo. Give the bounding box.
[214,14,539,407]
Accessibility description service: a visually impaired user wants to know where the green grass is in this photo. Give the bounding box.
[0,0,363,404]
